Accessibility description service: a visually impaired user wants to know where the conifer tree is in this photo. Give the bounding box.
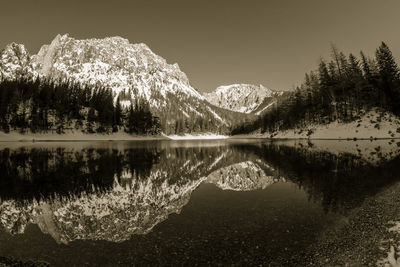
[376,42,400,111]
[114,96,123,128]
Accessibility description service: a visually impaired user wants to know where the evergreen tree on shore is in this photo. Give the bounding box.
[232,42,400,135]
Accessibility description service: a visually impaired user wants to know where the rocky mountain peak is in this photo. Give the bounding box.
[0,42,34,79]
[28,34,196,100]
[204,83,281,114]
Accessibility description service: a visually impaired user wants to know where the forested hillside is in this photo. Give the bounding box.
[0,77,254,135]
[0,77,161,135]
[232,42,400,135]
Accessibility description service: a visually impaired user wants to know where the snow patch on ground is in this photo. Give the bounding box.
[166,133,229,140]
[263,109,400,140]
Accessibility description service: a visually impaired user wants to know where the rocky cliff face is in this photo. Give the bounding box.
[0,43,36,80]
[204,84,283,114]
[29,34,202,104]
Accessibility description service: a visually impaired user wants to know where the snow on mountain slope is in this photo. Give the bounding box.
[254,100,276,115]
[0,34,235,133]
[204,84,283,114]
[0,43,36,80]
[30,34,203,103]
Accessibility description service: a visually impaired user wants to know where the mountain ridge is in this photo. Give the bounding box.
[204,83,283,114]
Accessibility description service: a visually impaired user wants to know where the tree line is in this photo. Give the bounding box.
[0,77,161,135]
[232,42,400,135]
[0,75,255,136]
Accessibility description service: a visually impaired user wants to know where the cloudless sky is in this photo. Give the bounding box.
[1,0,400,92]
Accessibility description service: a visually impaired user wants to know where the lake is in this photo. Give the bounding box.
[0,139,400,266]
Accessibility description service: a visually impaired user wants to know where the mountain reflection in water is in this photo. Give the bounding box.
[0,140,400,266]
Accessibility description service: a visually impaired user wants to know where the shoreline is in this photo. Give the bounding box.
[305,180,400,266]
[232,109,400,141]
[0,132,231,142]
[0,134,168,142]
[2,133,400,142]
[230,135,400,141]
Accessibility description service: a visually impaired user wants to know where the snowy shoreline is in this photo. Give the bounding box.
[0,131,230,142]
[165,134,229,140]
[236,110,400,141]
[1,133,400,142]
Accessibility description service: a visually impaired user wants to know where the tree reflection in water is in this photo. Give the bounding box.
[0,140,399,246]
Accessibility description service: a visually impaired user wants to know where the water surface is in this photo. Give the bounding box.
[0,139,399,266]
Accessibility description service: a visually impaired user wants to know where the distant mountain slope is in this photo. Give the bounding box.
[0,34,254,134]
[204,84,283,114]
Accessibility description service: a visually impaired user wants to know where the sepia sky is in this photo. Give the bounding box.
[1,0,400,92]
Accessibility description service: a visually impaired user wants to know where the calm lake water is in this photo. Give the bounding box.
[0,139,399,266]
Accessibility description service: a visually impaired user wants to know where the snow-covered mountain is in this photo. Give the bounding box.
[30,34,203,103]
[0,34,246,133]
[0,43,35,79]
[204,84,283,114]
[0,34,201,102]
